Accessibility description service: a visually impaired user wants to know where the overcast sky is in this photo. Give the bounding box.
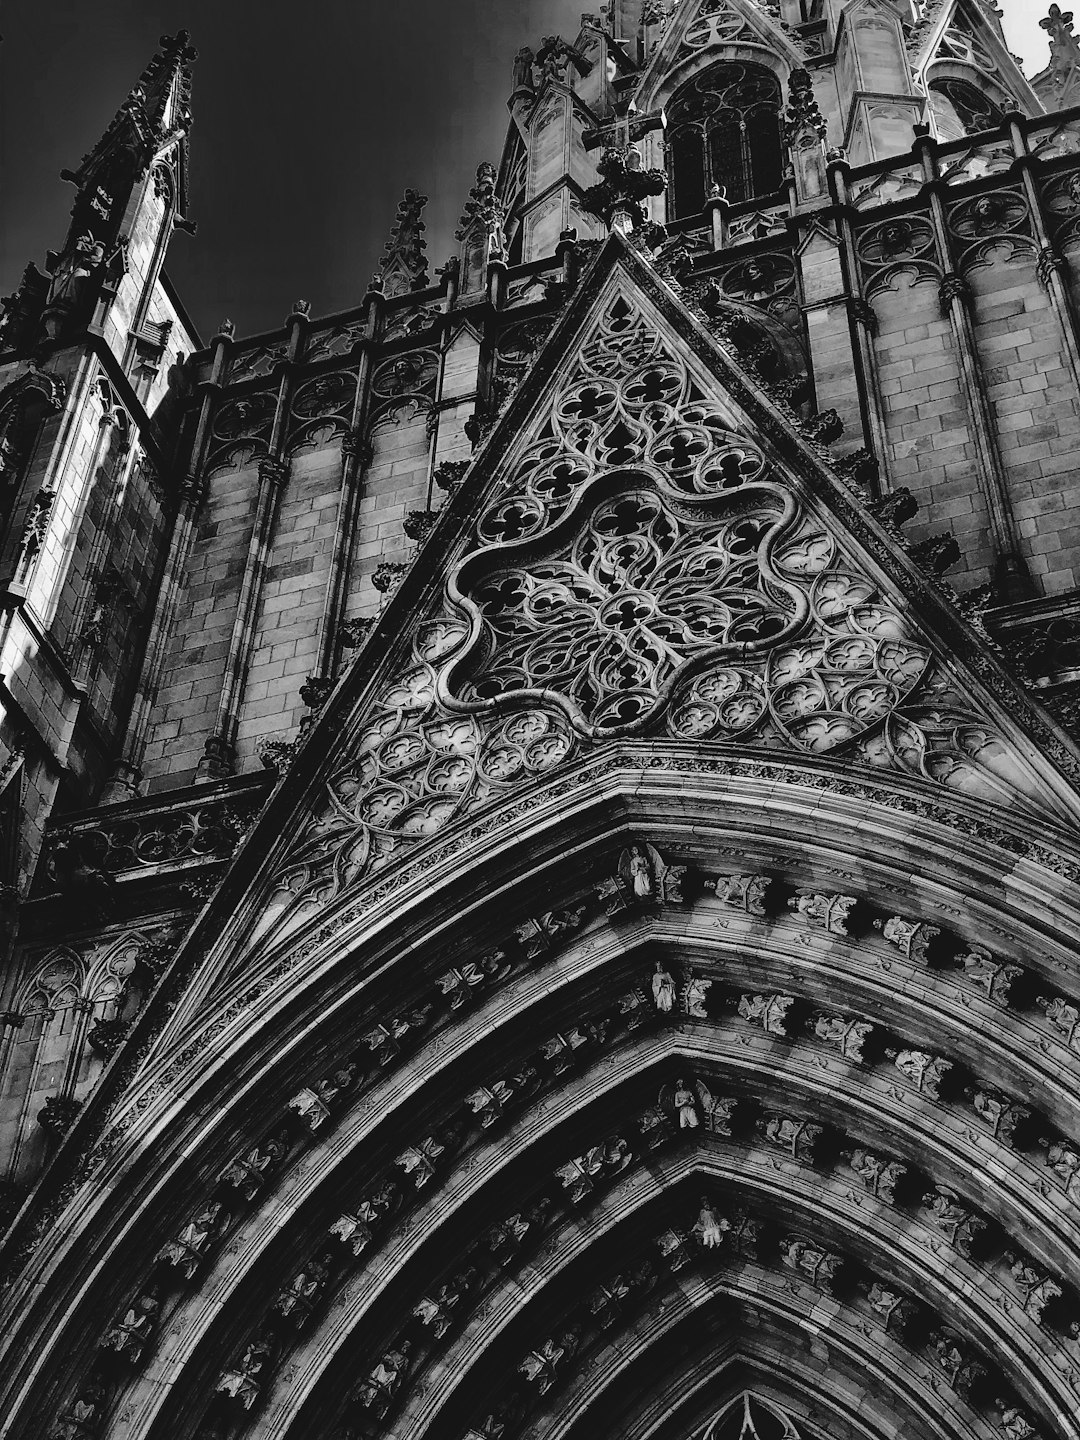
[0,1,1052,343]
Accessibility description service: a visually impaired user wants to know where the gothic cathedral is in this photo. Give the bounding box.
[4,3,1080,1438]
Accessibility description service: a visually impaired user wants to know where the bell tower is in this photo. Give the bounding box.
[0,32,200,889]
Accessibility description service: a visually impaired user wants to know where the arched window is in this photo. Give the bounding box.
[668,62,784,218]
[928,78,1005,140]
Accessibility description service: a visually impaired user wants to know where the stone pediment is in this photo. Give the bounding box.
[150,235,1080,1020]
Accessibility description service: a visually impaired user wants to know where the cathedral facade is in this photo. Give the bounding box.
[3,3,1080,1437]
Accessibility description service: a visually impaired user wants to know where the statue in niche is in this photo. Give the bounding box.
[651,960,676,1012]
[683,971,711,1018]
[101,1287,160,1363]
[157,1201,230,1279]
[673,1077,699,1129]
[693,1198,729,1249]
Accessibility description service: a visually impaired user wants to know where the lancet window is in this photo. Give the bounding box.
[667,62,784,218]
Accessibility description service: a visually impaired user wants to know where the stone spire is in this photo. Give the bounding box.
[60,29,198,225]
[374,189,430,297]
[1042,4,1080,88]
[456,162,507,295]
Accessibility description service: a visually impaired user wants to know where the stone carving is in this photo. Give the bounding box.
[813,1014,876,1063]
[874,915,940,965]
[738,993,796,1037]
[220,1129,290,1200]
[582,146,666,232]
[216,1336,275,1409]
[781,1235,845,1292]
[889,1048,951,1097]
[763,1116,824,1163]
[377,190,429,298]
[856,215,942,297]
[514,906,586,958]
[1037,993,1080,1049]
[789,891,856,935]
[397,1121,466,1190]
[1004,1254,1062,1323]
[436,953,510,1008]
[651,960,676,1012]
[556,1135,633,1204]
[38,788,261,883]
[596,844,685,913]
[683,971,712,1018]
[274,1254,333,1328]
[156,1201,231,1279]
[960,948,1023,1005]
[330,1181,400,1258]
[262,289,1059,937]
[932,1330,989,1398]
[849,1148,908,1203]
[47,1380,106,1440]
[519,1330,580,1393]
[971,1090,1031,1145]
[353,1341,412,1417]
[692,1197,730,1248]
[37,1094,81,1138]
[1046,1140,1080,1198]
[714,872,771,914]
[100,1287,159,1364]
[868,1282,920,1335]
[287,1063,358,1132]
[922,1187,988,1257]
[415,1267,479,1337]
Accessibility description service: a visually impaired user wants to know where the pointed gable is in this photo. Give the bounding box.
[634,0,804,106]
[195,238,1080,969]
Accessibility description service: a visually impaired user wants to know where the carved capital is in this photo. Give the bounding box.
[1037,245,1068,288]
[257,455,289,488]
[939,272,972,311]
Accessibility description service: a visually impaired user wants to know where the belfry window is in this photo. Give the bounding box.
[667,62,784,218]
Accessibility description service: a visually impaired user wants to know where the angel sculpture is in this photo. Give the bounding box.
[682,971,712,1018]
[660,1077,733,1136]
[599,843,686,915]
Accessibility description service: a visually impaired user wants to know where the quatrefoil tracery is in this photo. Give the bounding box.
[458,478,804,735]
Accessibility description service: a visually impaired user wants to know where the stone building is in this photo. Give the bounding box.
[3,2,1080,1437]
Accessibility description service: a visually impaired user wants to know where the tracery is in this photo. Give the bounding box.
[667,62,785,218]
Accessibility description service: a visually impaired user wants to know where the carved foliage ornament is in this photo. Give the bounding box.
[265,289,1059,939]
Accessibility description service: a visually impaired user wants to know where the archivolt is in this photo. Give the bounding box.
[11,757,1080,1440]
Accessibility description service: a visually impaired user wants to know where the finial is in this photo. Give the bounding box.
[376,189,429,297]
[785,69,827,144]
[1042,4,1080,81]
[582,147,666,234]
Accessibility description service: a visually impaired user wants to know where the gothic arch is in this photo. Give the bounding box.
[665,60,786,219]
[7,753,1080,1440]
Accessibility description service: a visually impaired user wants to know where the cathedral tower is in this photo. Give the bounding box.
[2,7,1080,1440]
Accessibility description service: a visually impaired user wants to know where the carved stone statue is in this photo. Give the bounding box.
[683,971,711,1018]
[672,1078,699,1130]
[692,1198,729,1249]
[216,1337,274,1409]
[157,1201,230,1279]
[220,1129,290,1199]
[651,961,676,1012]
[355,1342,412,1416]
[512,47,535,93]
[101,1287,160,1363]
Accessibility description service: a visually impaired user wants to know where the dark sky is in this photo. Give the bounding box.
[1,0,589,343]
[2,3,1047,344]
